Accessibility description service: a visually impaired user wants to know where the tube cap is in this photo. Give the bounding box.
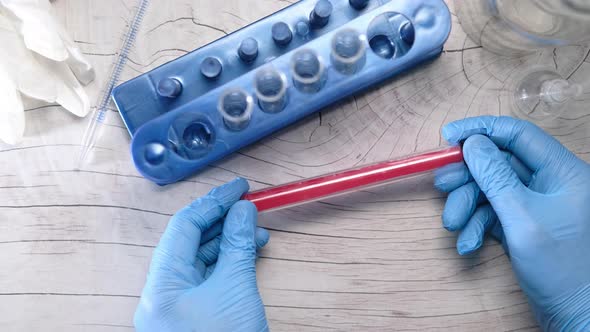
[272,22,293,46]
[200,57,223,79]
[310,0,333,28]
[238,38,259,62]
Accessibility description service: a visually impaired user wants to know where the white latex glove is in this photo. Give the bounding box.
[0,0,95,145]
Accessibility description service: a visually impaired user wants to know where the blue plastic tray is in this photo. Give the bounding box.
[112,0,451,185]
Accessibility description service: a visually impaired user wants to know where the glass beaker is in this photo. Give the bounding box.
[455,0,590,55]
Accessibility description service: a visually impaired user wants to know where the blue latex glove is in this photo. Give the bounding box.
[134,178,270,332]
[435,116,590,331]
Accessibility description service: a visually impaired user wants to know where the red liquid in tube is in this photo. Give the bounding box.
[244,146,463,212]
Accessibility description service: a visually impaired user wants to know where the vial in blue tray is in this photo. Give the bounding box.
[310,0,333,28]
[291,49,326,93]
[218,89,254,131]
[180,122,214,159]
[254,66,288,113]
[331,28,367,75]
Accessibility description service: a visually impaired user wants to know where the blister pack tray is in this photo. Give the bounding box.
[112,0,451,185]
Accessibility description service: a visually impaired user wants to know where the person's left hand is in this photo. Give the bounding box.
[134,178,271,332]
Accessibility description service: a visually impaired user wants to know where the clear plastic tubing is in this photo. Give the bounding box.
[218,88,254,131]
[244,146,463,212]
[254,66,289,113]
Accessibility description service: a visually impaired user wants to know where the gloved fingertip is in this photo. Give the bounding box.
[442,210,460,232]
[441,199,459,231]
[442,122,461,143]
[221,200,258,252]
[457,231,479,255]
[457,239,481,256]
[434,162,471,192]
[255,227,270,248]
[442,183,479,232]
[456,227,483,255]
[206,178,250,210]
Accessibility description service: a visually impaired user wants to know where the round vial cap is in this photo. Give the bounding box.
[296,21,310,37]
[272,22,293,46]
[310,0,333,28]
[238,38,259,62]
[157,78,183,98]
[144,143,167,166]
[349,0,369,10]
[200,57,223,79]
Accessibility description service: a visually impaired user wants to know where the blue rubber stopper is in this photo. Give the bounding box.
[310,0,333,28]
[400,22,415,45]
[272,22,293,46]
[349,0,369,10]
[200,57,223,79]
[348,0,369,10]
[238,38,259,62]
[157,78,183,98]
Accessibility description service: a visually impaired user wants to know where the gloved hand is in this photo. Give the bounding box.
[134,178,271,332]
[435,116,590,332]
[0,0,94,144]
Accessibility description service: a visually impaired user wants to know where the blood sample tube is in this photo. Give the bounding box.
[244,146,464,212]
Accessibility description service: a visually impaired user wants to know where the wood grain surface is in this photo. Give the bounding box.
[0,0,588,331]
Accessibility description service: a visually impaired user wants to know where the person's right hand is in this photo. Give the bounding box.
[434,116,590,331]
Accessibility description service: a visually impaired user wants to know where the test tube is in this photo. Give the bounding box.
[254,67,289,113]
[291,49,326,93]
[331,28,367,75]
[218,89,254,131]
[244,146,464,212]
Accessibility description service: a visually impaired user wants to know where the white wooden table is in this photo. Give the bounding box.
[1,1,588,331]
